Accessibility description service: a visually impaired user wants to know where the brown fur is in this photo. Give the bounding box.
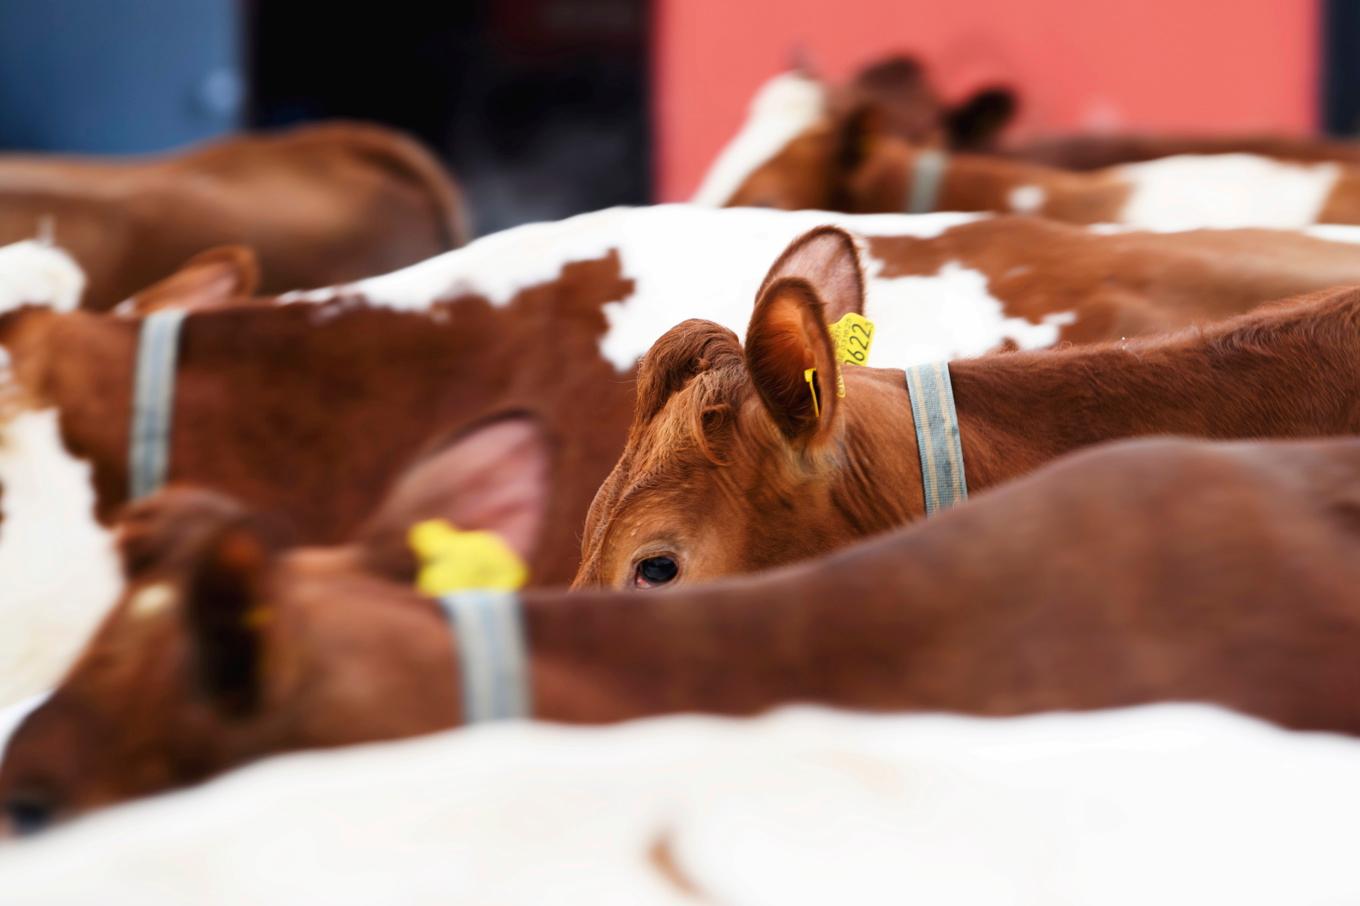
[574,232,1360,589]
[9,436,1360,826]
[0,122,467,310]
[0,250,635,585]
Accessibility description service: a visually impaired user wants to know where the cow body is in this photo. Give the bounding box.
[4,705,1360,904]
[849,146,1360,230]
[8,436,1360,821]
[8,208,1360,705]
[0,123,467,310]
[706,67,1360,225]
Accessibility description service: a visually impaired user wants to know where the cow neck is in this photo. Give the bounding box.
[519,564,906,723]
[947,290,1360,494]
[899,148,1120,222]
[918,150,1056,213]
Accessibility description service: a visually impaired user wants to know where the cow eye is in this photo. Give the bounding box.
[634,556,679,588]
[4,794,54,836]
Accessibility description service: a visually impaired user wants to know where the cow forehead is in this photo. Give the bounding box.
[0,408,123,709]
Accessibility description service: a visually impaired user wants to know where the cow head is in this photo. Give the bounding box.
[719,56,1017,210]
[0,414,551,833]
[575,227,912,590]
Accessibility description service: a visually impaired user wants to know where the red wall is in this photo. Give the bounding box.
[654,0,1320,201]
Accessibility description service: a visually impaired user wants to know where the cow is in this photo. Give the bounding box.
[0,122,469,310]
[3,705,1360,903]
[702,60,1360,213]
[9,208,1360,706]
[574,227,1360,589]
[7,431,1360,828]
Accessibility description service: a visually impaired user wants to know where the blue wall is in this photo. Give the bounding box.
[0,0,241,153]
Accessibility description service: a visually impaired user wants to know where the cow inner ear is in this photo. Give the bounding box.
[745,279,839,441]
[357,412,553,584]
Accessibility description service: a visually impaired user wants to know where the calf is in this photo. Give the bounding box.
[704,62,1360,212]
[8,208,1360,705]
[575,227,1360,588]
[6,432,1360,827]
[0,122,468,310]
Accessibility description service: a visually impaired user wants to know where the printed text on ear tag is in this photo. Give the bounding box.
[408,518,528,596]
[827,312,876,398]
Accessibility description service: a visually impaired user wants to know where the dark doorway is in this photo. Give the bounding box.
[247,0,651,236]
[1324,0,1360,136]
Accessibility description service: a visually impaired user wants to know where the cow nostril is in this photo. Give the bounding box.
[634,556,679,588]
[5,796,54,836]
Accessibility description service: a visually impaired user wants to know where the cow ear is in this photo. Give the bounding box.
[946,87,1017,150]
[182,515,275,717]
[746,228,864,442]
[756,226,865,324]
[116,489,279,717]
[358,413,553,583]
[120,245,260,316]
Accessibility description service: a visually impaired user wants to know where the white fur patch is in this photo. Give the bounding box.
[282,205,986,371]
[0,240,85,314]
[129,582,175,620]
[0,409,122,708]
[5,705,1360,903]
[1304,224,1360,245]
[1117,154,1340,230]
[1008,184,1046,214]
[690,73,829,207]
[0,692,48,759]
[864,260,1073,364]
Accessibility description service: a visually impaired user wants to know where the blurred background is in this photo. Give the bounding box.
[0,0,1350,235]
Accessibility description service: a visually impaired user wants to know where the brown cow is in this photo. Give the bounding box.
[574,227,1360,589]
[0,122,468,310]
[9,208,1360,707]
[7,431,1360,830]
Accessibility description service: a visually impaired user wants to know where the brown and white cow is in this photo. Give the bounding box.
[704,62,1360,216]
[574,227,1360,589]
[0,122,468,310]
[845,144,1360,230]
[9,208,1360,706]
[7,432,1360,828]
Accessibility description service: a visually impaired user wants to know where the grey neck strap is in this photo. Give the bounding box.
[904,362,968,514]
[128,309,188,499]
[437,590,532,722]
[905,149,948,214]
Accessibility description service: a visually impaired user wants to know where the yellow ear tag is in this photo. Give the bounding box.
[827,313,876,398]
[803,367,821,418]
[408,519,528,596]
